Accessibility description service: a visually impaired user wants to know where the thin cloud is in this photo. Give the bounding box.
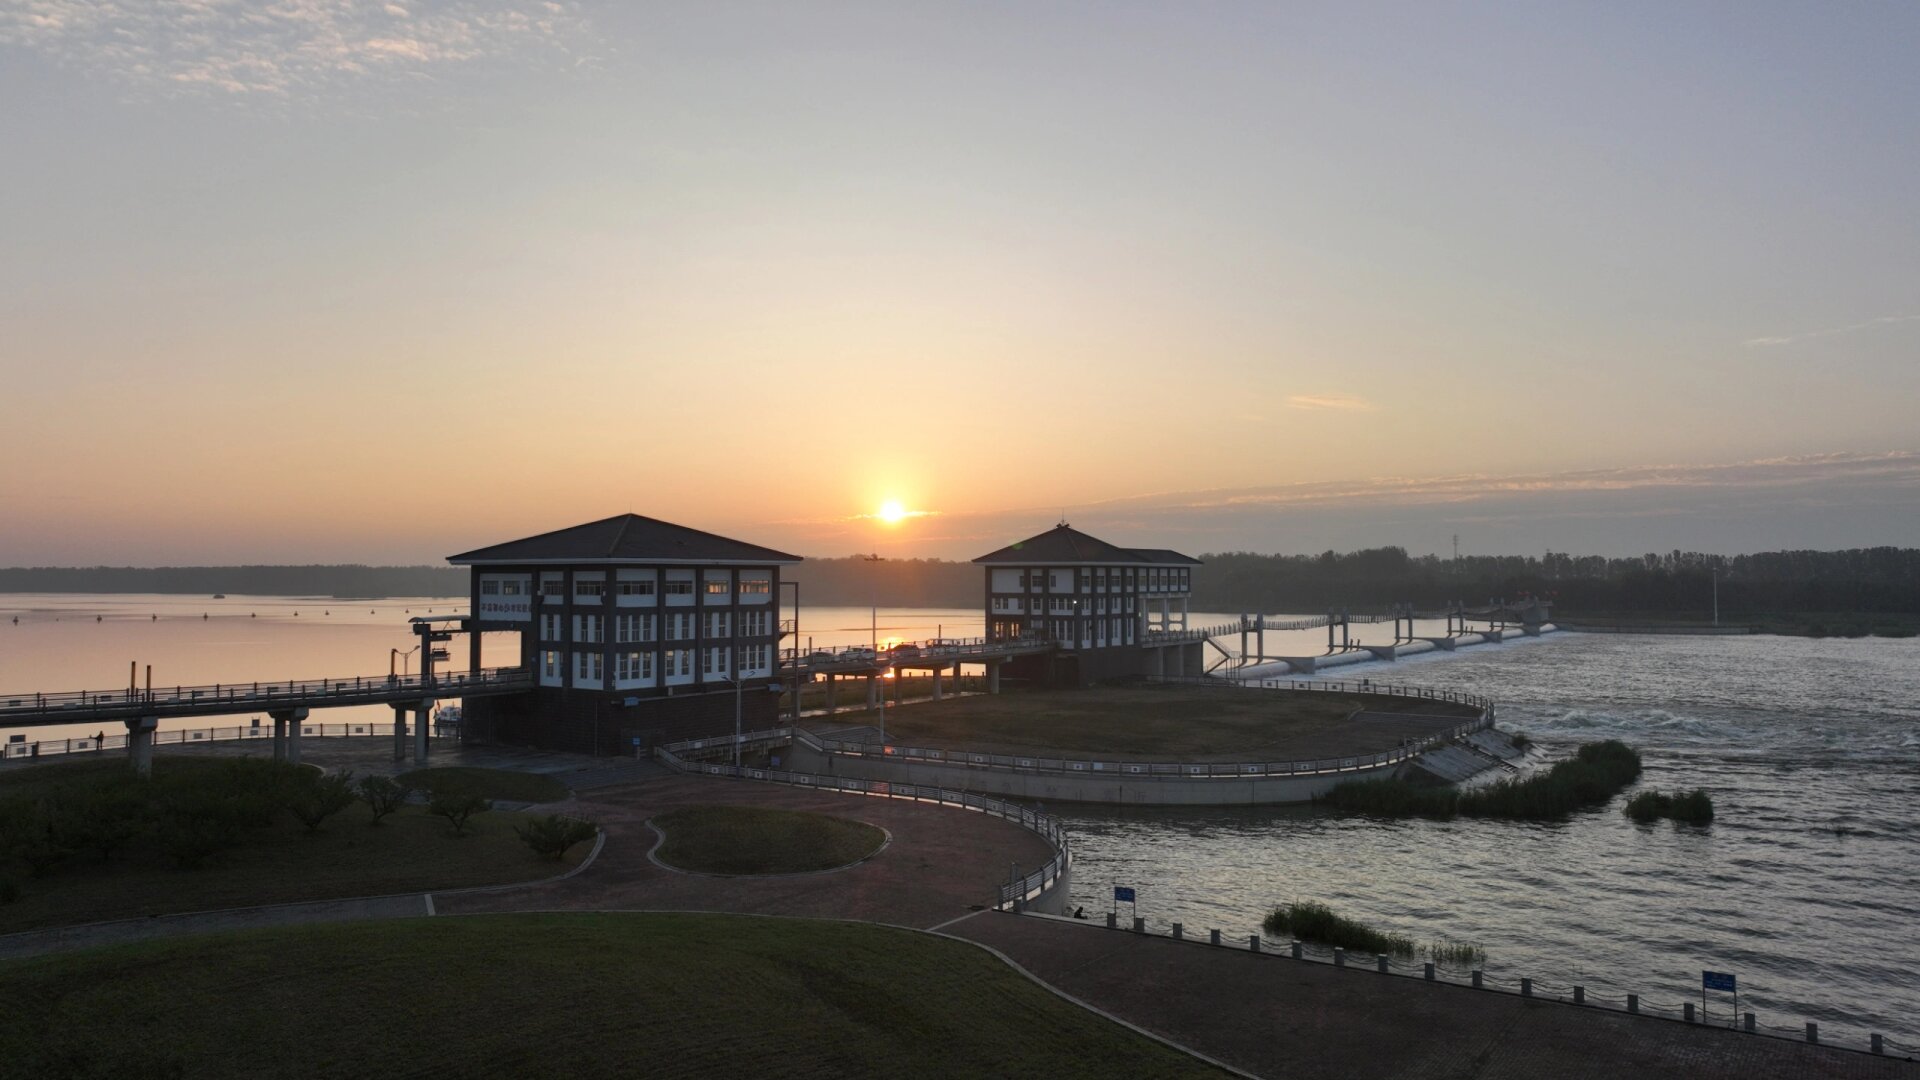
[1285,393,1376,412]
[0,1,590,101]
[1744,314,1920,348]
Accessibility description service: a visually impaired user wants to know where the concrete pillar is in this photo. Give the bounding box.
[1334,948,1345,968]
[1522,978,1533,999]
[1249,936,1261,953]
[269,707,310,765]
[1290,941,1302,960]
[1805,1022,1818,1045]
[1131,916,1144,933]
[1472,970,1484,989]
[1627,994,1638,1013]
[1871,1033,1883,1054]
[1683,1002,1694,1023]
[1744,1013,1755,1033]
[825,674,836,715]
[1424,962,1435,981]
[124,715,158,778]
[391,703,409,762]
[413,703,430,766]
[1171,923,1183,941]
[987,662,1000,694]
[1209,929,1221,947]
[1106,911,1116,929]
[932,667,944,701]
[1377,954,1389,973]
[1573,986,1585,1006]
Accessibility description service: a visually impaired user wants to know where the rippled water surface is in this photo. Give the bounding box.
[1057,633,1920,1050]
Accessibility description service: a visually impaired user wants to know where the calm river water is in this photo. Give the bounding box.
[4,596,1916,1049]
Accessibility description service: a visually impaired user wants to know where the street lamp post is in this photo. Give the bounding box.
[390,646,418,678]
[863,553,886,746]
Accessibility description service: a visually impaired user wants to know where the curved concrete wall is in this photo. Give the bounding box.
[784,742,1405,806]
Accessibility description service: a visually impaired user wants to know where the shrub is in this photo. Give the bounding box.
[51,784,147,861]
[0,798,70,878]
[152,785,254,870]
[1322,740,1642,822]
[429,790,490,835]
[1263,901,1415,956]
[357,775,407,825]
[1319,779,1456,820]
[281,770,358,834]
[1624,787,1714,825]
[514,815,598,861]
[0,874,18,904]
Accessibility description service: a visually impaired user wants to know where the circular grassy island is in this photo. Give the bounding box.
[651,805,886,875]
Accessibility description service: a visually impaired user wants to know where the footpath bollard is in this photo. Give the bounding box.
[1291,941,1303,960]
[1132,916,1145,934]
[1334,948,1346,968]
[1472,970,1484,989]
[1377,954,1389,974]
[1106,912,1116,930]
[1872,1033,1883,1055]
[1249,935,1261,953]
[1627,994,1639,1014]
[1744,1014,1755,1033]
[1806,1022,1818,1045]
[1573,986,1584,1006]
[1172,923,1183,941]
[1424,962,1435,981]
[1684,1003,1695,1024]
[1210,929,1221,947]
[1521,978,1532,999]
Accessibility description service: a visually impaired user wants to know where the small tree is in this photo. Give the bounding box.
[514,815,599,860]
[52,786,146,861]
[429,789,490,835]
[282,770,358,834]
[357,775,407,825]
[0,798,70,878]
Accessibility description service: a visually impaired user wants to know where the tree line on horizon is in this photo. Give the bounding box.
[3,547,1915,615]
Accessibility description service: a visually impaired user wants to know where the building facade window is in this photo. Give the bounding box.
[704,612,731,639]
[573,614,604,643]
[664,579,693,596]
[739,573,771,595]
[702,647,730,677]
[665,649,694,679]
[615,613,657,643]
[740,610,770,636]
[541,613,565,641]
[616,579,654,596]
[614,651,654,682]
[573,651,603,685]
[540,650,562,684]
[667,612,694,641]
[574,579,605,598]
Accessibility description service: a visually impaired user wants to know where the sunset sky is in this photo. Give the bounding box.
[3,3,1917,565]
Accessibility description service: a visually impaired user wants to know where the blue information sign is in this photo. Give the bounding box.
[1702,971,1736,992]
[1113,886,1136,903]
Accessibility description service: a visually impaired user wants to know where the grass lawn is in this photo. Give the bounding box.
[0,913,1226,1079]
[653,805,885,875]
[395,765,571,802]
[0,759,586,934]
[833,684,1479,760]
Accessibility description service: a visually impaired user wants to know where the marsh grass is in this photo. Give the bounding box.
[1262,901,1486,965]
[1624,788,1714,824]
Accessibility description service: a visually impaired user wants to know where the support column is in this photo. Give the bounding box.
[987,661,1001,694]
[825,674,836,715]
[391,703,410,762]
[124,715,158,778]
[932,666,944,701]
[413,700,431,766]
[273,713,288,762]
[275,706,310,765]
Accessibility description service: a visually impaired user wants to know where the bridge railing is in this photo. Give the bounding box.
[655,728,1070,910]
[0,666,532,717]
[1,722,462,761]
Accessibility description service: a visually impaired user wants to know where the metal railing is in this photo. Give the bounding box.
[1,722,461,761]
[0,666,532,722]
[790,677,1493,782]
[654,728,1070,910]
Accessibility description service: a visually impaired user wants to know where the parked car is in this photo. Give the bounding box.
[840,646,878,663]
[890,643,922,661]
[803,650,836,665]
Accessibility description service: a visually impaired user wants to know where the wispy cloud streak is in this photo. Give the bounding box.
[1285,393,1375,412]
[0,1,589,100]
[1744,314,1920,347]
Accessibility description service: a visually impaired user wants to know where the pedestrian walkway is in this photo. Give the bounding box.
[944,912,1913,1079]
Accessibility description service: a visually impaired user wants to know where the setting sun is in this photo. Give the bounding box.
[877,500,907,525]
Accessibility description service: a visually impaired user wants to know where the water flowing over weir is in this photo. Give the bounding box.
[1054,632,1920,1054]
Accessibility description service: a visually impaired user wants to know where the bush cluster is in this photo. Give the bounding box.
[1261,901,1486,965]
[1320,740,1644,822]
[1623,788,1714,824]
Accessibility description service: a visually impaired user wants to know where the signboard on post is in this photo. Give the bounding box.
[1702,971,1737,1024]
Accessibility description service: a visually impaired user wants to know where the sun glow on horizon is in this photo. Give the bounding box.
[877,499,908,524]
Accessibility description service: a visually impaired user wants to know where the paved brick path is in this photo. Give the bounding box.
[946,912,1916,1079]
[434,774,1056,930]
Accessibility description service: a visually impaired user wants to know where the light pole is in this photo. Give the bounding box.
[390,646,418,679]
[732,671,744,769]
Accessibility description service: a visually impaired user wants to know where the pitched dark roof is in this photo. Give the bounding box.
[1127,547,1204,566]
[972,524,1200,566]
[448,514,802,565]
